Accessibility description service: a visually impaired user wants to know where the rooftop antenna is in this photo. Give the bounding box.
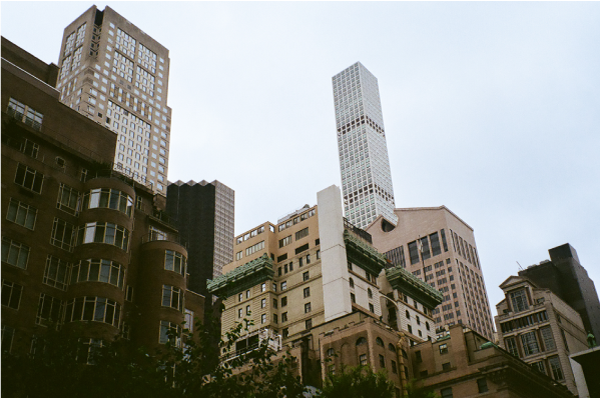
[516,261,523,271]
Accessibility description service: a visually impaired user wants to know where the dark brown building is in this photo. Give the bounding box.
[1,37,203,357]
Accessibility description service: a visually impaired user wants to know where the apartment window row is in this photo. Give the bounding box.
[236,225,267,245]
[82,188,134,216]
[449,229,480,269]
[64,296,121,327]
[7,98,44,131]
[504,326,556,359]
[75,222,130,251]
[245,240,265,256]
[71,258,125,288]
[165,250,186,276]
[500,310,548,333]
[43,255,70,290]
[406,230,449,266]
[277,208,316,232]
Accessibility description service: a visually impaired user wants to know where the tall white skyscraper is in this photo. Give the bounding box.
[332,62,397,229]
[56,6,171,194]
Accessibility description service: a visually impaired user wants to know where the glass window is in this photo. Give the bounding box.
[36,293,63,326]
[14,164,43,193]
[548,356,564,380]
[1,280,23,309]
[56,183,79,215]
[162,285,183,311]
[76,222,130,250]
[159,320,181,344]
[521,331,540,356]
[71,259,124,288]
[540,326,556,351]
[164,250,186,276]
[43,255,70,290]
[6,198,37,229]
[82,188,133,216]
[64,296,120,327]
[50,218,75,251]
[510,289,529,312]
[1,237,30,269]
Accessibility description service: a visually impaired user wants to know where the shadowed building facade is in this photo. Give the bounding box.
[1,38,202,357]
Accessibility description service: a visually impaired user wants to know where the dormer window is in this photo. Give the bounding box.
[509,289,529,312]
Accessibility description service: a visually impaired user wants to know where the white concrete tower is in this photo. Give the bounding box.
[332,62,397,229]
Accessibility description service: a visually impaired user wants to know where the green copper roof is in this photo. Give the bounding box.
[343,230,388,276]
[386,266,444,309]
[207,254,274,298]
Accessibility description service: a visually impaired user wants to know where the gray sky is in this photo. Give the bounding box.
[3,1,599,320]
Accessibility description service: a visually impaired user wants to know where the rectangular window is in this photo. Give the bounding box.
[281,281,287,291]
[384,246,405,268]
[295,243,309,255]
[548,356,564,380]
[531,361,546,374]
[510,289,529,312]
[303,271,309,281]
[236,251,243,260]
[43,256,70,290]
[164,250,186,276]
[36,293,63,326]
[161,285,183,311]
[56,183,79,215]
[305,318,312,329]
[359,354,367,365]
[419,237,431,260]
[279,235,292,248]
[2,325,15,353]
[540,326,556,351]
[261,298,266,308]
[295,227,309,240]
[14,164,44,193]
[158,320,181,344]
[50,218,75,251]
[521,331,540,356]
[281,297,287,307]
[281,312,288,322]
[6,198,37,230]
[303,287,310,298]
[304,302,311,313]
[261,314,267,324]
[477,378,488,393]
[440,229,449,252]
[1,237,30,269]
[1,280,23,309]
[379,354,385,368]
[430,232,441,256]
[245,240,265,256]
[408,241,420,265]
[440,388,453,398]
[439,343,448,354]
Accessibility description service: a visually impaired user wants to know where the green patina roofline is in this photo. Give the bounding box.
[343,230,387,276]
[207,254,274,298]
[386,266,444,308]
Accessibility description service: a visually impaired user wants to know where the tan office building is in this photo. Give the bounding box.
[366,206,495,340]
[56,6,172,194]
[208,185,443,387]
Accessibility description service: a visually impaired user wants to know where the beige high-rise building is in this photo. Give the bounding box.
[56,6,171,194]
[495,275,588,396]
[366,207,495,340]
[208,186,443,387]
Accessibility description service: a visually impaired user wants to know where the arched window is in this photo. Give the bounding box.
[367,288,373,299]
[376,337,384,347]
[388,343,397,352]
[406,310,411,319]
[356,337,367,346]
[349,278,354,288]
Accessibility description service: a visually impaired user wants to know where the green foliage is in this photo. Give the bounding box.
[2,315,306,398]
[318,365,395,398]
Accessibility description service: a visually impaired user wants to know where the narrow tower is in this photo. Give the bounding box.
[56,6,171,194]
[332,62,397,228]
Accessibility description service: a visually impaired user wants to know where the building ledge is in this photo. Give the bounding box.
[386,266,444,309]
[343,230,387,276]
[207,254,274,298]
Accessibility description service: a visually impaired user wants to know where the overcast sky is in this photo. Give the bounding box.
[3,1,599,319]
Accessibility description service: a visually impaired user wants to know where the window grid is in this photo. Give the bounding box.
[43,255,70,290]
[6,198,37,230]
[71,258,124,288]
[1,237,30,269]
